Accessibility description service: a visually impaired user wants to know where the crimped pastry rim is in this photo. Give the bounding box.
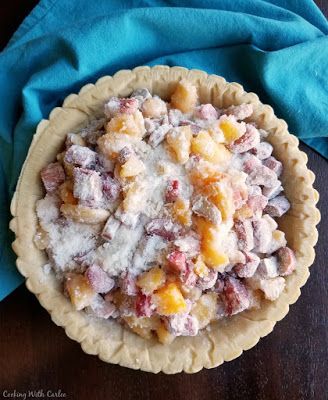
[9,66,321,374]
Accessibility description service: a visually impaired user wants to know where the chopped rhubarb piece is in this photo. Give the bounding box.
[89,295,117,319]
[247,194,268,215]
[131,88,151,104]
[251,142,273,160]
[168,109,184,126]
[174,231,200,258]
[180,262,197,288]
[120,272,138,296]
[165,313,199,336]
[229,124,260,153]
[102,174,121,201]
[194,104,218,120]
[262,214,278,230]
[64,145,97,168]
[135,293,153,317]
[263,156,283,176]
[101,216,121,241]
[197,269,218,290]
[117,146,134,164]
[248,276,285,301]
[214,277,225,293]
[262,182,282,199]
[191,194,222,225]
[247,165,279,188]
[41,162,65,192]
[119,98,139,114]
[276,247,296,276]
[257,256,279,278]
[73,168,103,204]
[242,154,262,174]
[167,250,187,273]
[165,179,180,203]
[234,251,260,278]
[234,219,254,252]
[223,276,250,315]
[114,205,139,228]
[226,103,253,120]
[248,185,262,196]
[252,217,272,253]
[148,124,171,147]
[264,195,291,217]
[85,264,115,293]
[145,218,182,241]
[104,97,139,118]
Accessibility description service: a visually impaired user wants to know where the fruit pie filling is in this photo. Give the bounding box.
[35,80,296,344]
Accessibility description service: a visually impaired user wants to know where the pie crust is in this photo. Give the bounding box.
[10,66,320,374]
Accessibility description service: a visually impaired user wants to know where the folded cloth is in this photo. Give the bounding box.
[0,0,327,300]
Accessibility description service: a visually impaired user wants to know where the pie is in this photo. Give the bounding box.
[10,66,320,373]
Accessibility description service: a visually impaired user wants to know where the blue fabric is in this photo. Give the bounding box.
[0,0,327,300]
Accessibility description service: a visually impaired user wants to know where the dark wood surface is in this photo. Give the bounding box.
[1,2,327,400]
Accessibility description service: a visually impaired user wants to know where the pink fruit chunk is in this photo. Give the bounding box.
[104,97,139,117]
[65,145,97,169]
[192,194,222,225]
[117,146,134,164]
[214,277,225,293]
[180,262,197,288]
[85,265,115,293]
[257,256,279,278]
[135,293,153,318]
[168,109,184,126]
[174,231,200,258]
[247,194,268,215]
[73,168,103,203]
[101,216,121,241]
[276,247,296,276]
[223,276,250,315]
[119,98,139,114]
[102,174,121,201]
[251,142,273,160]
[263,156,283,177]
[234,251,260,278]
[226,103,253,120]
[167,250,187,273]
[242,154,262,174]
[41,162,65,192]
[229,124,260,153]
[148,124,171,147]
[252,218,272,253]
[248,185,262,196]
[262,182,282,199]
[234,219,254,252]
[264,195,290,217]
[165,179,180,203]
[165,313,199,336]
[197,269,218,290]
[194,104,218,120]
[145,218,182,241]
[120,272,138,296]
[90,296,117,319]
[247,165,279,188]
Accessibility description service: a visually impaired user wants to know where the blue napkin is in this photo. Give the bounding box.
[0,0,327,300]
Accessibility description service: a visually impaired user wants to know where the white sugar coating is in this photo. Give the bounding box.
[46,220,100,271]
[86,223,145,276]
[36,194,60,227]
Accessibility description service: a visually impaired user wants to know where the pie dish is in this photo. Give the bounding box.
[10,66,320,373]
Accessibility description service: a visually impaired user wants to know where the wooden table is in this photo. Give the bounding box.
[1,2,327,399]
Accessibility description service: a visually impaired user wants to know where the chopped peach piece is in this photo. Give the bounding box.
[194,255,209,278]
[204,182,235,221]
[191,292,218,329]
[59,180,78,205]
[233,204,253,220]
[60,204,110,224]
[219,120,242,143]
[189,161,225,186]
[166,126,192,164]
[170,80,198,113]
[201,239,229,271]
[123,315,160,339]
[153,283,187,316]
[172,198,192,226]
[191,131,232,165]
[106,110,145,138]
[65,273,96,311]
[156,322,175,345]
[120,156,145,178]
[136,267,166,295]
[33,226,49,250]
[123,180,148,213]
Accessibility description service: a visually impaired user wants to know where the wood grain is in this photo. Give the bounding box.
[0,2,327,400]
